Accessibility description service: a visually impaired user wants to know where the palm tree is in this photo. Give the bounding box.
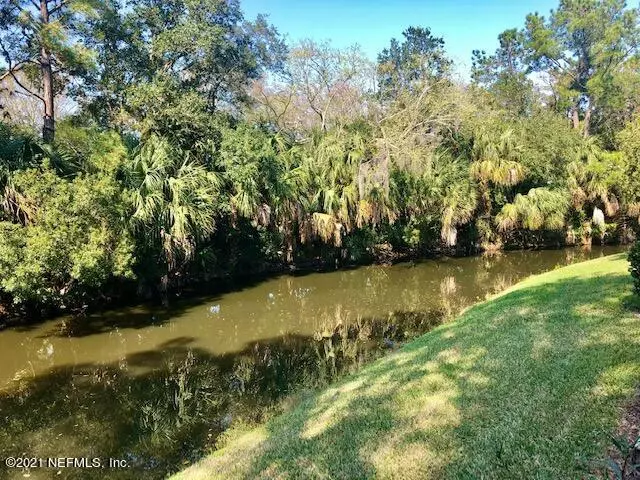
[440,174,477,247]
[470,129,525,245]
[471,129,524,207]
[567,140,626,241]
[128,135,220,290]
[254,133,304,263]
[0,123,44,224]
[298,129,367,247]
[496,187,569,232]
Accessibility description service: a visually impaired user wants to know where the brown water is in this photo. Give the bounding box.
[0,246,625,479]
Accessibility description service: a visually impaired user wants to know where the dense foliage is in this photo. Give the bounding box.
[630,240,640,295]
[1,0,640,313]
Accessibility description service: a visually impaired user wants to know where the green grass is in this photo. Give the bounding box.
[173,253,640,480]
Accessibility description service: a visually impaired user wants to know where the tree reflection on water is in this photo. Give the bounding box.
[0,246,624,479]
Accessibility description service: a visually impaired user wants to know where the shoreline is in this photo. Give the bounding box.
[0,242,624,329]
[172,253,640,479]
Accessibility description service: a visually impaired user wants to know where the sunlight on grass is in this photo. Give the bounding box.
[174,254,640,480]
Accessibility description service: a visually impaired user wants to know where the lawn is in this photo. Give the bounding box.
[173,253,640,479]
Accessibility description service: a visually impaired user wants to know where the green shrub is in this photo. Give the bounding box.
[0,167,135,308]
[630,239,640,295]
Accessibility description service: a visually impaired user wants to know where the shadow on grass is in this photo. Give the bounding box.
[180,262,640,479]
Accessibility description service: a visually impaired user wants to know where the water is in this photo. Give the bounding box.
[0,246,625,479]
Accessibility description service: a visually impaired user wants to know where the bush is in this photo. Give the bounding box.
[630,240,640,295]
[0,167,135,308]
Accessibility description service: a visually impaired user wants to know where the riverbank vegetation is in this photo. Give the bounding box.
[1,0,640,316]
[172,253,640,479]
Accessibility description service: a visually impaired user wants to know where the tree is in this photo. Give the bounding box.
[514,110,583,189]
[217,123,301,262]
[471,129,525,205]
[567,139,629,235]
[377,26,451,99]
[470,128,525,245]
[0,0,101,141]
[616,115,640,217]
[378,77,471,171]
[0,167,134,307]
[496,187,569,232]
[471,29,534,115]
[589,54,640,147]
[0,122,43,223]
[523,0,640,136]
[77,0,147,128]
[629,238,640,294]
[250,40,374,134]
[83,0,286,132]
[428,155,477,248]
[0,71,76,129]
[127,135,220,292]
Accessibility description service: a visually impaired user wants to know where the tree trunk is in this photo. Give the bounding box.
[583,106,592,138]
[40,0,55,142]
[570,104,580,130]
[285,223,296,264]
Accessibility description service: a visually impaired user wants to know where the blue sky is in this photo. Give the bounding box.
[242,0,558,78]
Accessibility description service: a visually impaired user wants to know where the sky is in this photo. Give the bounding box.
[242,0,559,79]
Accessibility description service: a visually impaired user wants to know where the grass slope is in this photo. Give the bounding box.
[174,253,640,480]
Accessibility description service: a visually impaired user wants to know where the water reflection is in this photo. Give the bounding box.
[0,246,625,479]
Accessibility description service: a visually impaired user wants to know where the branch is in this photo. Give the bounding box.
[0,58,40,82]
[7,69,45,103]
[256,82,293,126]
[0,41,45,103]
[0,69,15,83]
[10,89,34,99]
[48,0,69,16]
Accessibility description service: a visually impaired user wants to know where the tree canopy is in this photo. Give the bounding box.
[1,0,640,314]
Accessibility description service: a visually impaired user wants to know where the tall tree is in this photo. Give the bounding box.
[83,0,286,132]
[0,0,100,141]
[250,40,374,134]
[78,0,146,127]
[523,0,640,136]
[472,29,534,115]
[377,26,451,99]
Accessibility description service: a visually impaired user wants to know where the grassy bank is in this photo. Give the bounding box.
[173,253,640,480]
